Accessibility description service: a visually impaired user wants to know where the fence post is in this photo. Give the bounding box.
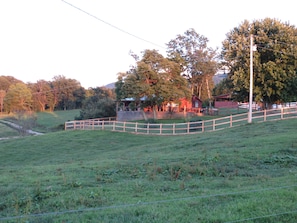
[187,122,190,134]
[264,110,267,122]
[201,121,204,133]
[113,121,115,131]
[173,123,176,134]
[123,122,126,132]
[135,122,138,133]
[281,108,284,119]
[147,123,149,134]
[213,119,215,131]
[230,115,233,127]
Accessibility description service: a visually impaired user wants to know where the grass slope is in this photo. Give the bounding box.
[0,119,297,222]
[0,123,19,138]
[34,109,81,132]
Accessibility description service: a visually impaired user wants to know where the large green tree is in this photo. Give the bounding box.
[166,29,218,101]
[221,18,297,107]
[28,80,53,112]
[116,49,191,112]
[50,75,82,111]
[4,83,32,112]
[76,87,116,120]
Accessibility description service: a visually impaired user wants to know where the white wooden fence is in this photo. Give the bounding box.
[65,107,297,135]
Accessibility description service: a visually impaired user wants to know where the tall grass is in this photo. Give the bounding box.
[1,119,297,222]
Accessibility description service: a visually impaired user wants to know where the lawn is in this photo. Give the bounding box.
[1,118,297,222]
[33,109,81,132]
[0,122,19,138]
[1,109,81,134]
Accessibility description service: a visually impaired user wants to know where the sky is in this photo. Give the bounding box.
[0,0,296,89]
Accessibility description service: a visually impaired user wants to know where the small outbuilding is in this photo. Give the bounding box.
[179,95,203,113]
[213,93,238,108]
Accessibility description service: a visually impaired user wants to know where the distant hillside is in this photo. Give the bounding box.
[104,82,115,89]
[213,73,227,85]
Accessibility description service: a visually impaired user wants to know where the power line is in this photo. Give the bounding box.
[60,0,166,50]
[1,183,297,221]
[224,36,297,60]
[255,45,297,58]
[225,210,297,223]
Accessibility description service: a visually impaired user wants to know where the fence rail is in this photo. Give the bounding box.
[65,107,297,135]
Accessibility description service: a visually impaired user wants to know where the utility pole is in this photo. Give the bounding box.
[248,35,254,123]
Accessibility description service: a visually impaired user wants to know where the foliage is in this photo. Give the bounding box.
[1,119,297,222]
[28,80,53,112]
[116,50,191,112]
[221,18,297,106]
[76,87,116,120]
[4,83,33,112]
[0,90,5,113]
[0,76,22,91]
[51,75,82,111]
[0,75,89,113]
[167,28,218,100]
[212,77,234,96]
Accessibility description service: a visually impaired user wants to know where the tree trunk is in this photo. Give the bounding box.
[141,110,148,121]
[205,75,211,107]
[153,106,157,120]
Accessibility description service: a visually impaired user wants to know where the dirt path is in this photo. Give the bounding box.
[0,120,43,140]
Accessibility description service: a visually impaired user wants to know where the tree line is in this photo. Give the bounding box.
[0,75,117,120]
[2,18,297,120]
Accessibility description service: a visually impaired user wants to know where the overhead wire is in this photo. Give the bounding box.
[60,0,166,50]
[0,183,297,221]
[224,35,297,60]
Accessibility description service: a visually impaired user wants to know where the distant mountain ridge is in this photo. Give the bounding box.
[104,82,115,89]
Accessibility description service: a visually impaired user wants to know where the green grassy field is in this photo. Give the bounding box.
[1,109,81,134]
[33,109,81,132]
[0,122,19,138]
[1,117,297,222]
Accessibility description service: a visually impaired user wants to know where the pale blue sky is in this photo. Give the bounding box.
[0,0,296,88]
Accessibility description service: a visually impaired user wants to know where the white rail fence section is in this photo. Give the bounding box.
[65,107,297,135]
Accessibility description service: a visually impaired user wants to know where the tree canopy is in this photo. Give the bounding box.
[221,18,297,106]
[4,83,33,112]
[166,28,218,101]
[116,49,191,111]
[76,87,116,120]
